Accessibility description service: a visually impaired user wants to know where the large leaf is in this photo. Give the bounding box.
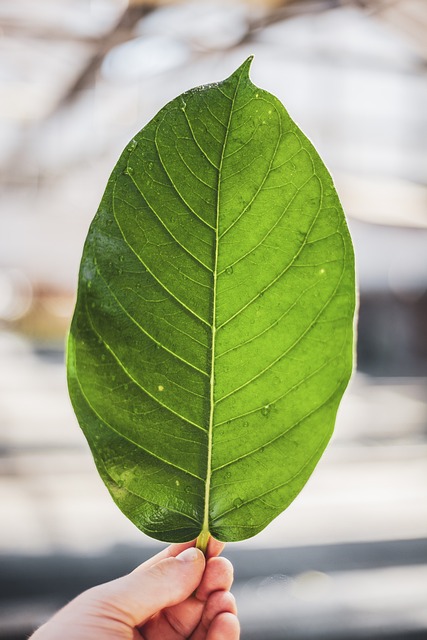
[67,58,355,548]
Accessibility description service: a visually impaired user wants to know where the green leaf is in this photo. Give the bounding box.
[67,57,356,546]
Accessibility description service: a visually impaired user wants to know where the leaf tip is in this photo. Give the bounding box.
[230,55,254,83]
[240,55,254,78]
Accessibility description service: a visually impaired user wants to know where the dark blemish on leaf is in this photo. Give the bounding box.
[261,404,271,417]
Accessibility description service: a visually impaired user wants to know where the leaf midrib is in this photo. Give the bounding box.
[201,72,243,544]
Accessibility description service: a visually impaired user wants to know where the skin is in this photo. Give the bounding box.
[30,538,240,640]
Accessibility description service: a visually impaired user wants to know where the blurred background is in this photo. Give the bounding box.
[1,0,426,638]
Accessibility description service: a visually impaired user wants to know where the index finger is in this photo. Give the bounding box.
[140,536,225,571]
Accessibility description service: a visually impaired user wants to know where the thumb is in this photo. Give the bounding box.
[93,546,206,626]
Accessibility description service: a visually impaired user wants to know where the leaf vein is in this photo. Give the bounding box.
[213,377,345,472]
[100,462,202,523]
[116,186,213,272]
[217,174,324,329]
[95,269,209,377]
[219,105,282,240]
[85,305,207,432]
[153,117,216,229]
[217,278,319,358]
[181,108,220,170]
[112,184,210,327]
[217,251,345,403]
[74,364,205,480]
[218,176,312,276]
[212,429,332,521]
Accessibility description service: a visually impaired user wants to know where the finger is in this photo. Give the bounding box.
[142,536,224,571]
[142,597,200,640]
[196,557,234,602]
[142,541,198,569]
[206,537,225,559]
[190,592,237,640]
[92,547,206,627]
[206,612,240,640]
[141,556,233,639]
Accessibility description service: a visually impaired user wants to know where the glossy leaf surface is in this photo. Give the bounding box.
[67,58,356,544]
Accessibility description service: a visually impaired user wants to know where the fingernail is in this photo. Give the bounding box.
[177,547,201,562]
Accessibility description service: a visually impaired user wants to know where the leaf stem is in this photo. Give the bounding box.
[196,530,210,555]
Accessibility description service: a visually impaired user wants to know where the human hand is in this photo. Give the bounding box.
[30,538,239,640]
